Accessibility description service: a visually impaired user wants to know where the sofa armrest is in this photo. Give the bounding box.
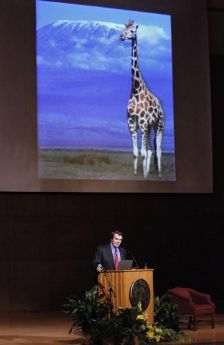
[167,288,192,303]
[188,288,213,304]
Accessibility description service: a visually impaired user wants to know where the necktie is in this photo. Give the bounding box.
[114,248,119,270]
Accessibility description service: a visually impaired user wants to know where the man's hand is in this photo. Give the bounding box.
[96,264,104,273]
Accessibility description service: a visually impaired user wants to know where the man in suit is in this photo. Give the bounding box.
[93,230,127,272]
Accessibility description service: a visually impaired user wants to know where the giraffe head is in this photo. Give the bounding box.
[120,20,138,41]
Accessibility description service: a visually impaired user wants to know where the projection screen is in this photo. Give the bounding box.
[0,0,213,192]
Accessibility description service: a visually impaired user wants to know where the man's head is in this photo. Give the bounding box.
[111,230,124,248]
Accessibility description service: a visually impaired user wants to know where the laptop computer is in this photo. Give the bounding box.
[117,259,133,270]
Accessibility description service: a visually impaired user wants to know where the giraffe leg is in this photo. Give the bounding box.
[133,156,138,175]
[155,131,163,177]
[142,157,147,178]
[141,131,149,178]
[146,149,153,176]
[131,131,138,175]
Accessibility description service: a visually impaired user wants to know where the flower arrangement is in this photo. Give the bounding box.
[146,325,164,343]
[63,285,184,345]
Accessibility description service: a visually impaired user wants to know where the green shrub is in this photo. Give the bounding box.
[64,286,183,344]
[154,293,180,331]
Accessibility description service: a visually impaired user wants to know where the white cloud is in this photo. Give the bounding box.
[36,55,63,68]
[68,52,91,69]
[98,35,118,45]
[71,36,87,48]
[138,25,170,45]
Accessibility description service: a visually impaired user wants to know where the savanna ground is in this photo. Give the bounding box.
[39,149,175,181]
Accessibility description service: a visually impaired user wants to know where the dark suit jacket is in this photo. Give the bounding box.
[92,244,127,270]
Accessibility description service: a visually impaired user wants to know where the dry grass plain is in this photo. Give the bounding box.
[39,149,175,181]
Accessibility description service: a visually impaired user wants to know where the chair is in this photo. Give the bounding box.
[167,287,215,330]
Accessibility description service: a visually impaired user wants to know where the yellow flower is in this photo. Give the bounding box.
[157,328,163,334]
[155,335,162,342]
[146,325,164,342]
[146,330,154,338]
[136,314,144,320]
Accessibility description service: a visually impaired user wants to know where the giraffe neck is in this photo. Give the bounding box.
[131,38,144,94]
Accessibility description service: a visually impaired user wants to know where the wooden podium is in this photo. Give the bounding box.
[98,268,154,324]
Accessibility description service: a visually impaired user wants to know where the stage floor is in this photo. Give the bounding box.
[0,312,223,345]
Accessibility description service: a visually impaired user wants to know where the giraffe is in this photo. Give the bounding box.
[120,20,164,178]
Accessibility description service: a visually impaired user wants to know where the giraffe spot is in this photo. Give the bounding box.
[149,100,152,106]
[128,99,136,110]
[149,107,153,113]
[155,108,158,113]
[152,113,157,120]
[140,119,145,125]
[153,100,156,106]
[139,93,144,101]
[134,80,140,89]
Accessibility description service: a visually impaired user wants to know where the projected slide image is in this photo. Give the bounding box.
[36,0,175,181]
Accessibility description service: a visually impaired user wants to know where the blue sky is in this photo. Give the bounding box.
[36,0,171,35]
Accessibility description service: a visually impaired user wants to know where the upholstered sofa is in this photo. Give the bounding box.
[167,287,215,330]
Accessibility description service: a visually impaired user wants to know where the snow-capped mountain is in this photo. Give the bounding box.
[36,20,171,74]
[51,20,123,37]
[37,20,125,72]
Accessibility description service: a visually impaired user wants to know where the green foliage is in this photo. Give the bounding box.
[111,307,148,345]
[64,285,147,345]
[64,286,183,344]
[161,327,183,342]
[63,284,113,336]
[146,324,184,343]
[154,293,180,332]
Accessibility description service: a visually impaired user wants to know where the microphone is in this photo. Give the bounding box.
[126,249,139,268]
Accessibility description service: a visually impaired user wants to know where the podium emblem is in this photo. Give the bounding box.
[129,279,150,311]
